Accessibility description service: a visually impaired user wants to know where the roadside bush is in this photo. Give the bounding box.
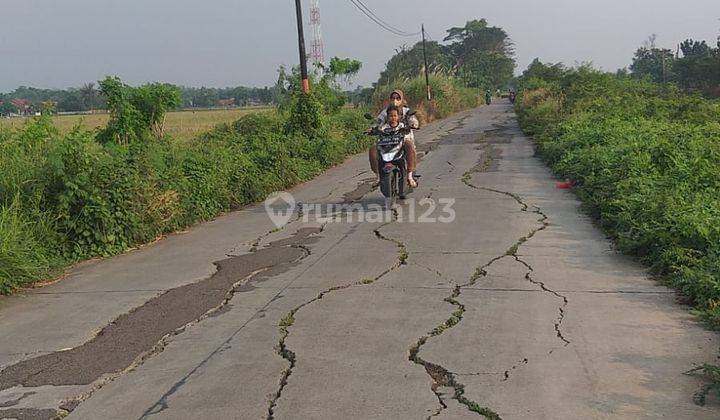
[516,68,720,327]
[0,105,373,293]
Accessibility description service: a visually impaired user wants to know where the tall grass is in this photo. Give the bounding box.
[373,74,479,123]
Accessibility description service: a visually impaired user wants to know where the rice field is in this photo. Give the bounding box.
[0,107,273,140]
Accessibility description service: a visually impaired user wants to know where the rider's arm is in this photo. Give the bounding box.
[374,109,388,128]
[407,114,420,129]
[402,107,419,129]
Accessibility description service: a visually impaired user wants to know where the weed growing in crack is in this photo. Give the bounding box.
[459,396,502,419]
[267,213,408,418]
[279,313,295,328]
[686,364,720,406]
[430,295,464,336]
[399,248,409,265]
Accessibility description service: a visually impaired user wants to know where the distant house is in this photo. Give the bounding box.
[11,98,32,116]
[217,98,235,108]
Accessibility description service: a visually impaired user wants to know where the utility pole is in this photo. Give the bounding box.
[294,0,310,94]
[421,24,431,101]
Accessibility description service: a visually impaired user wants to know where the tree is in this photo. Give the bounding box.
[377,41,452,86]
[0,100,16,116]
[462,50,515,89]
[667,39,720,96]
[630,47,676,83]
[97,77,181,144]
[56,91,82,112]
[521,58,568,82]
[373,19,515,94]
[443,19,515,90]
[130,83,182,137]
[98,77,146,145]
[79,83,103,110]
[40,100,57,115]
[444,19,514,64]
[328,57,362,85]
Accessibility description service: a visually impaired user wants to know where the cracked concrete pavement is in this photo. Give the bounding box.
[0,103,718,419]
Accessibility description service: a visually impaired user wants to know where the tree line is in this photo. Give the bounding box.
[0,83,275,116]
[375,19,516,92]
[629,34,720,97]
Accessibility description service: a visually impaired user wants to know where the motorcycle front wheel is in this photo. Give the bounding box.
[380,171,392,198]
[380,171,397,209]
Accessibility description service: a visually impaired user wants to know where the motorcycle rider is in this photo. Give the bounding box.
[372,104,417,190]
[369,90,419,187]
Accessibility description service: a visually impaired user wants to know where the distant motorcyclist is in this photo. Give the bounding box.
[369,90,419,187]
[485,90,492,105]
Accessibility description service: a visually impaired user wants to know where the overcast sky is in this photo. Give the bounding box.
[1,0,719,92]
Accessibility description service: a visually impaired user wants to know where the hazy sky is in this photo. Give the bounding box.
[1,0,719,91]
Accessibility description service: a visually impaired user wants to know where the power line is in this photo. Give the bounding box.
[347,0,411,36]
[353,0,420,36]
[347,0,420,37]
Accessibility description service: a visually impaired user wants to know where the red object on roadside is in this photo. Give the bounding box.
[556,181,572,189]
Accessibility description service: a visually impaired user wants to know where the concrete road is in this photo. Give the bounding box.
[0,103,718,420]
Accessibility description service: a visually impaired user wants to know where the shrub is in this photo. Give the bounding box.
[0,105,372,293]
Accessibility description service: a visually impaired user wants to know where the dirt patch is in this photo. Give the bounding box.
[438,133,484,145]
[470,143,502,173]
[0,229,321,393]
[342,179,376,203]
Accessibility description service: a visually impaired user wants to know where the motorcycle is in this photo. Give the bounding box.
[364,112,417,208]
[509,91,516,104]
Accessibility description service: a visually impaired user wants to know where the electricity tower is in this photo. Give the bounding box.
[309,0,325,70]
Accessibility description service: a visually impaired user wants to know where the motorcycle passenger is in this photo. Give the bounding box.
[369,90,419,187]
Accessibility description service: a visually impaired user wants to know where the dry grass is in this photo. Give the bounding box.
[0,107,273,140]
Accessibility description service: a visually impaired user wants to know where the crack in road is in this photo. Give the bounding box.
[265,116,478,417]
[2,221,320,418]
[502,358,530,382]
[1,236,307,415]
[406,121,574,419]
[408,252,506,420]
[513,255,570,350]
[406,122,506,420]
[267,213,408,419]
[462,147,570,372]
[136,226,329,419]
